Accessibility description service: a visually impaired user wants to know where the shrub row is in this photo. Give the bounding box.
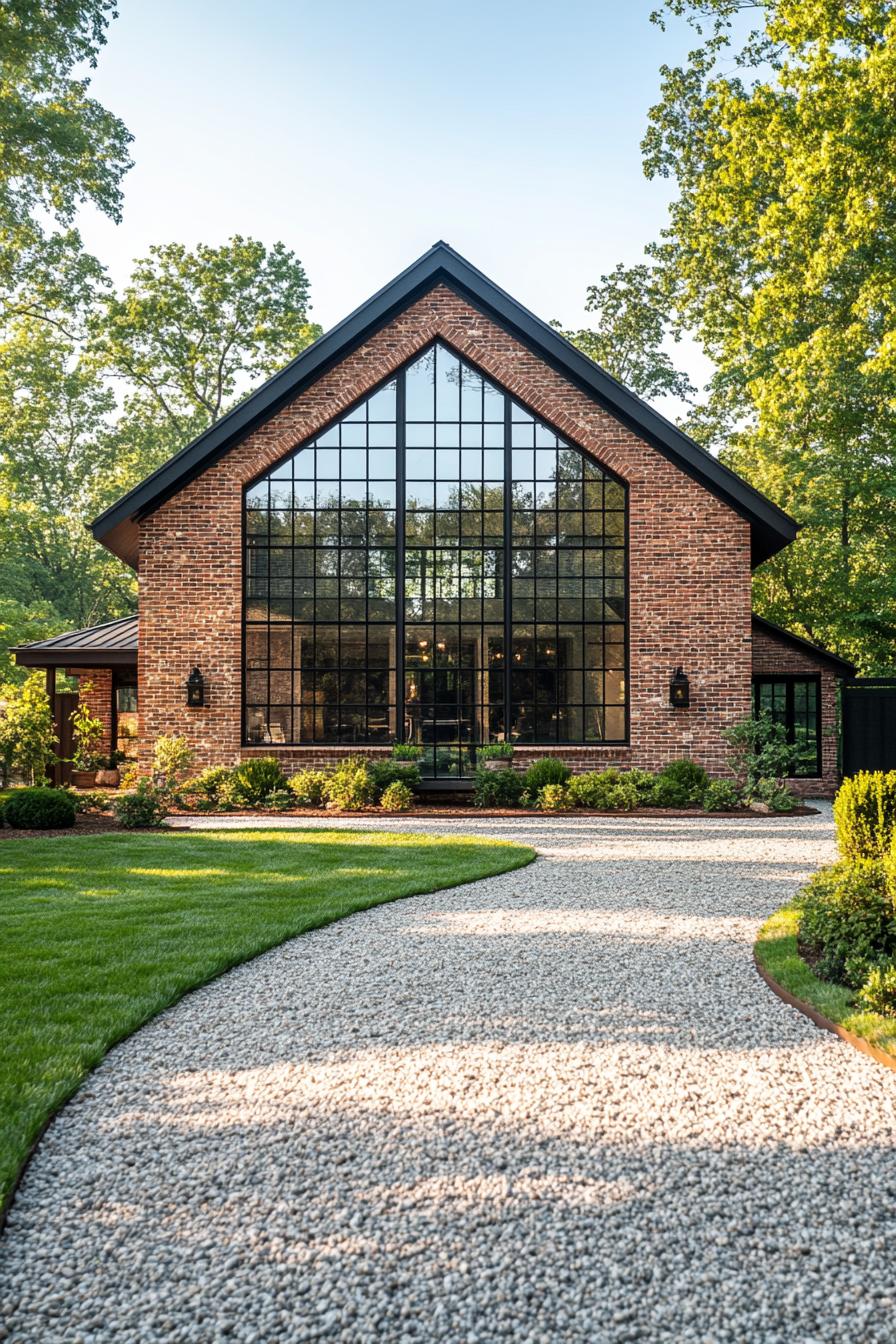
[174,755,421,816]
[795,771,896,1017]
[472,758,784,813]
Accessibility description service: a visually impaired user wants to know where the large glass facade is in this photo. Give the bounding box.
[244,341,627,776]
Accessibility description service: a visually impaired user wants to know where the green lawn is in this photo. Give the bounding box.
[755,904,896,1057]
[0,827,534,1207]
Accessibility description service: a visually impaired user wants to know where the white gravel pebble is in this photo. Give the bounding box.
[2,805,895,1343]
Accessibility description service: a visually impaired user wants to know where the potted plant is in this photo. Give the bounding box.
[391,743,424,761]
[69,696,105,788]
[95,750,125,789]
[477,742,515,772]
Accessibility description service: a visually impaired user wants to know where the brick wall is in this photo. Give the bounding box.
[66,668,113,758]
[138,283,754,778]
[750,627,840,797]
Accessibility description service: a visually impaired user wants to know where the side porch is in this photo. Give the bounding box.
[11,616,138,785]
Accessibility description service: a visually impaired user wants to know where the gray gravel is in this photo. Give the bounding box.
[3,806,896,1344]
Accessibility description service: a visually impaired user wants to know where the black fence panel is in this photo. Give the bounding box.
[842,679,896,776]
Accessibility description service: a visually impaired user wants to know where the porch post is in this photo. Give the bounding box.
[44,666,58,784]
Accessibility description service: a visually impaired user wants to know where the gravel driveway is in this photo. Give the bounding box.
[3,806,896,1344]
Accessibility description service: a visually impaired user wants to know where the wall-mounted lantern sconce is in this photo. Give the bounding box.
[186,666,205,708]
[669,666,690,709]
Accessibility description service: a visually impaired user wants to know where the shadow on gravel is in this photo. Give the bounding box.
[14,1089,894,1343]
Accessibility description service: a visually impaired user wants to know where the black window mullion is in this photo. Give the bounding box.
[503,391,512,744]
[785,678,796,749]
[244,342,628,754]
[396,369,406,743]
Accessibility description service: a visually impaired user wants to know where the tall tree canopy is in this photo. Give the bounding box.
[0,0,131,321]
[0,317,130,670]
[570,0,896,672]
[0,236,323,679]
[554,262,694,403]
[0,0,132,228]
[90,236,322,445]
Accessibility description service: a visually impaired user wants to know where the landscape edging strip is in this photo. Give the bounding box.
[753,953,896,1073]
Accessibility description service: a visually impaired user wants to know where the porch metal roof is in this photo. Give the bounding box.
[12,615,138,668]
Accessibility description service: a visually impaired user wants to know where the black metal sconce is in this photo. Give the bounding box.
[186,666,205,708]
[669,666,690,709]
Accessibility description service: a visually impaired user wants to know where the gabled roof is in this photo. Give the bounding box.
[91,241,799,569]
[12,615,138,668]
[752,614,856,676]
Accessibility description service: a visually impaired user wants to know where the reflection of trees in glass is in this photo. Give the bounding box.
[244,341,627,755]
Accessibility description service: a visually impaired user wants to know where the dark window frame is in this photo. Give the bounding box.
[242,338,630,761]
[112,669,138,761]
[752,674,822,778]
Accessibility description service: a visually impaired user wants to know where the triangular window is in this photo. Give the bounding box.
[245,341,626,771]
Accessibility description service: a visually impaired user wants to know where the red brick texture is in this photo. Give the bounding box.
[66,668,113,758]
[750,627,840,797]
[136,282,759,779]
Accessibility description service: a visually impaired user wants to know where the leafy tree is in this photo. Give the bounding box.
[571,1,896,672]
[0,670,56,784]
[0,2,130,322]
[0,0,131,229]
[555,262,694,402]
[0,235,323,676]
[90,237,323,467]
[0,317,136,678]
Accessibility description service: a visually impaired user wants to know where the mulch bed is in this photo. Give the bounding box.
[0,801,819,839]
[165,804,820,820]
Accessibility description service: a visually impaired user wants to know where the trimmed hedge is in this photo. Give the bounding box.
[4,787,76,830]
[834,770,896,860]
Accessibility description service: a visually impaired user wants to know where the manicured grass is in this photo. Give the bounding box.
[0,827,534,1207]
[755,904,896,1057]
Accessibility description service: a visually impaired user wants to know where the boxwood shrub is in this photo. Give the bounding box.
[4,786,76,830]
[380,780,414,812]
[369,760,420,802]
[833,770,896,861]
[652,759,708,807]
[799,859,895,987]
[702,780,741,812]
[473,767,525,808]
[567,769,638,811]
[287,768,330,807]
[323,756,375,811]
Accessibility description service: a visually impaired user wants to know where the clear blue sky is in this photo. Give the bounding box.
[77,0,708,411]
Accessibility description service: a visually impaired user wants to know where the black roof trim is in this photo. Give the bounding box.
[91,241,798,567]
[752,614,856,676]
[12,615,138,668]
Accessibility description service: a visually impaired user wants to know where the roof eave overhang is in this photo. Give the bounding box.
[90,242,800,571]
[12,647,137,669]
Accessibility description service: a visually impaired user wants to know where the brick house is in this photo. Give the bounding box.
[13,243,855,794]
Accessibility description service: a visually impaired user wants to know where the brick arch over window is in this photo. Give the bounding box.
[243,340,627,778]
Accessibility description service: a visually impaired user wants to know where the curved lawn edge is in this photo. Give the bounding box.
[754,904,896,1071]
[1,828,535,1229]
